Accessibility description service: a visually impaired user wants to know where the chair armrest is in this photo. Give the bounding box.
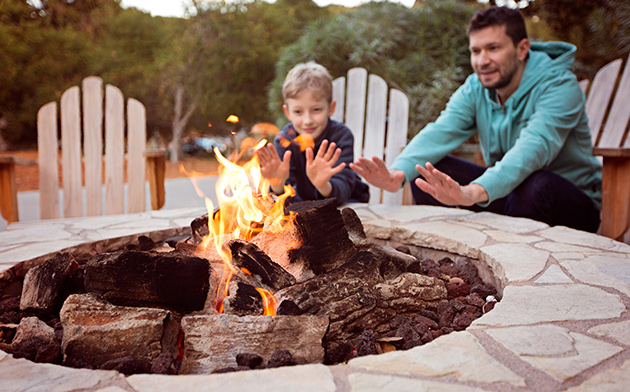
[593,147,630,158]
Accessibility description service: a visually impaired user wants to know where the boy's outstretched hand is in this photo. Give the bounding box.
[255,143,291,194]
[305,140,345,198]
[350,156,405,193]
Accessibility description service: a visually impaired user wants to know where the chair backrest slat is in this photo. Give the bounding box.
[364,74,388,203]
[345,68,368,160]
[599,59,630,149]
[586,59,622,145]
[37,102,59,219]
[60,86,83,218]
[127,98,146,213]
[331,76,345,123]
[82,76,103,216]
[105,84,125,215]
[382,89,409,205]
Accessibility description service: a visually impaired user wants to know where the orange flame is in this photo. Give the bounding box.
[277,134,314,152]
[195,146,296,316]
[226,115,239,123]
[256,287,278,316]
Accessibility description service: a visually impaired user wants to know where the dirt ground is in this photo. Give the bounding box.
[0,150,220,192]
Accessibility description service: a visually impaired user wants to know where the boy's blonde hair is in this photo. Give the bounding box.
[282,61,333,103]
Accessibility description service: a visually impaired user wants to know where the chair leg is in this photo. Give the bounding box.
[0,157,19,223]
[600,157,630,241]
[147,154,166,210]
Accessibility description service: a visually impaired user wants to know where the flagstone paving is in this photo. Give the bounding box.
[0,204,629,392]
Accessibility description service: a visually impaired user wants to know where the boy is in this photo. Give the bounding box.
[256,61,369,205]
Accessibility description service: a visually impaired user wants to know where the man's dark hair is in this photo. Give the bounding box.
[467,6,528,46]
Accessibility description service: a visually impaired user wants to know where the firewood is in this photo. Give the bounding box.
[84,250,210,312]
[60,293,179,373]
[20,252,79,315]
[179,314,328,374]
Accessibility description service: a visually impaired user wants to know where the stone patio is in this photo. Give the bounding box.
[0,204,629,392]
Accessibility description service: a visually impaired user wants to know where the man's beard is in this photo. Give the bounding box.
[477,66,517,90]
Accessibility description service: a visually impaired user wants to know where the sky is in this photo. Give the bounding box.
[119,0,416,18]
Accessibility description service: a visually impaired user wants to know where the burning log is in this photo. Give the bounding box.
[253,199,357,282]
[275,250,447,354]
[179,314,328,374]
[226,239,296,291]
[60,293,180,373]
[20,253,79,315]
[84,250,210,312]
[221,281,265,316]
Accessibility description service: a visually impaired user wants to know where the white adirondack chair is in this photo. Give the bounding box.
[37,76,166,220]
[332,67,410,205]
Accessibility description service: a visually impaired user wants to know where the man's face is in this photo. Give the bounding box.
[469,25,529,93]
[283,89,336,143]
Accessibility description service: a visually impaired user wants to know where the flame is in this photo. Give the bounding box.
[196,145,296,316]
[256,288,277,316]
[226,115,239,123]
[277,134,314,152]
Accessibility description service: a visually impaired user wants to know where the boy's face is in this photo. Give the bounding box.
[283,89,336,143]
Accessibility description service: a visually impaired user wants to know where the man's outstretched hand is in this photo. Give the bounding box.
[414,162,488,206]
[350,156,405,193]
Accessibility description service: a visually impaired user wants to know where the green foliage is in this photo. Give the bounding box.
[269,0,479,139]
[0,0,99,145]
[533,0,630,78]
[184,0,329,134]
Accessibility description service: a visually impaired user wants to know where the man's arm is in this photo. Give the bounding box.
[414,162,488,206]
[350,156,406,193]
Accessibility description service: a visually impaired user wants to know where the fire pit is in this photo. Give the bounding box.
[1,204,629,391]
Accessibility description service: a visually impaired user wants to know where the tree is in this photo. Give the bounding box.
[0,0,110,146]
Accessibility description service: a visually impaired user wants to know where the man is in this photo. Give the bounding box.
[350,6,602,233]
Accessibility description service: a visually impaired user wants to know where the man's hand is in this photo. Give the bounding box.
[414,162,488,206]
[350,156,405,193]
[255,143,291,194]
[305,140,345,197]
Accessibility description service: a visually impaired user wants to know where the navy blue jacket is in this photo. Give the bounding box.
[274,119,369,206]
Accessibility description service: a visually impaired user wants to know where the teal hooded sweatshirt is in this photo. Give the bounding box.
[391,42,602,209]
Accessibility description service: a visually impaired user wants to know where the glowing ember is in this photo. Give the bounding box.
[226,115,239,123]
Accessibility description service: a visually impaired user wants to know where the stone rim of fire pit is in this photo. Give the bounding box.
[1,204,629,392]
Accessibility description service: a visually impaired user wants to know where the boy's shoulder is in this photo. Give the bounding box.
[326,119,353,137]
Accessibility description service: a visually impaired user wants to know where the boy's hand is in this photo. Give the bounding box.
[305,140,345,197]
[350,156,405,192]
[255,143,291,193]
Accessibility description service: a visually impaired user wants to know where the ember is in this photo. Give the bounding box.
[0,148,498,375]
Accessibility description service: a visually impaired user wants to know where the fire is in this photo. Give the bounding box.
[255,288,277,317]
[196,145,296,316]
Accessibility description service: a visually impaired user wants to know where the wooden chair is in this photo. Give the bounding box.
[332,67,410,205]
[581,58,630,241]
[1,76,167,222]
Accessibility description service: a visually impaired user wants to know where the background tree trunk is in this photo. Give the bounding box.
[170,83,198,163]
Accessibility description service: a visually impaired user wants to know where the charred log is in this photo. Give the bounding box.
[20,253,79,315]
[179,314,328,374]
[84,250,210,312]
[226,239,296,291]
